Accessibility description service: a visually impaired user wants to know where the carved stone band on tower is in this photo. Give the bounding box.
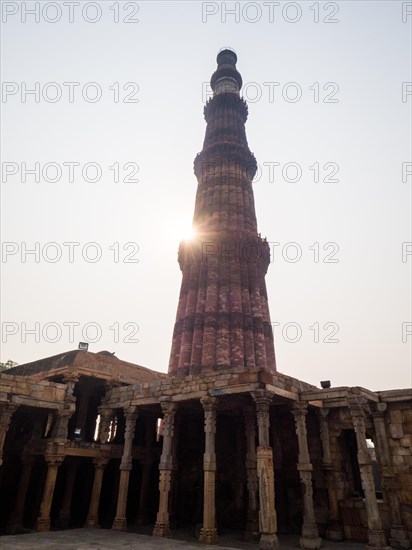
[168,48,277,377]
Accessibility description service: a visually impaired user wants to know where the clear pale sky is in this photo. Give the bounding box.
[1,1,411,390]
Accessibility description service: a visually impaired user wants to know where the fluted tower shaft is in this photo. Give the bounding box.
[168,49,276,375]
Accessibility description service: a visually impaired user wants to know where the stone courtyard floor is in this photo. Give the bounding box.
[0,528,367,549]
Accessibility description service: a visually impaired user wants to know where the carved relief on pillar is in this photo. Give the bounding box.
[200,395,217,465]
[159,468,172,494]
[291,402,321,550]
[251,390,272,447]
[124,406,138,437]
[291,402,311,466]
[348,396,390,550]
[199,395,218,545]
[153,400,178,538]
[201,396,217,426]
[250,392,279,550]
[112,406,138,531]
[120,406,138,470]
[243,406,259,539]
[199,526,219,545]
[153,470,173,537]
[256,446,276,532]
[159,400,177,470]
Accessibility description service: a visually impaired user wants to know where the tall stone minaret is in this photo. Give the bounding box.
[168,49,276,376]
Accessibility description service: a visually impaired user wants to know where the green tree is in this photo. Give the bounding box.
[0,359,18,372]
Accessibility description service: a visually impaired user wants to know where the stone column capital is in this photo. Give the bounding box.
[160,399,177,416]
[371,402,388,418]
[93,457,109,469]
[251,390,273,409]
[291,401,308,417]
[319,407,330,419]
[121,407,138,461]
[200,395,218,412]
[349,403,369,443]
[348,395,370,416]
[56,407,74,419]
[124,406,139,422]
[45,441,66,455]
[44,454,65,467]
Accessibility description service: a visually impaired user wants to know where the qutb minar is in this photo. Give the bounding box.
[169,49,276,376]
[0,50,410,550]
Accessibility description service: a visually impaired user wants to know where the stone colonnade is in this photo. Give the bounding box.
[151,391,319,550]
[1,393,409,548]
[0,395,348,546]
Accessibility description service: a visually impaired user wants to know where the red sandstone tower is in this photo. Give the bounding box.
[168,49,276,375]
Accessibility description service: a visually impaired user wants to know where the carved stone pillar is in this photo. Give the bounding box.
[153,400,177,537]
[57,459,79,528]
[199,396,218,545]
[35,451,65,531]
[372,403,410,549]
[244,406,259,540]
[291,402,321,550]
[112,406,138,530]
[98,407,115,443]
[86,457,109,527]
[252,390,279,550]
[51,409,73,440]
[349,397,390,550]
[318,408,343,541]
[7,454,35,533]
[61,375,78,439]
[0,403,18,466]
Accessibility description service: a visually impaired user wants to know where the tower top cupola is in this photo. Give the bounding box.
[211,47,242,95]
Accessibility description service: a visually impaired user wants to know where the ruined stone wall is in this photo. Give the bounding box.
[103,367,314,409]
[0,373,67,407]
